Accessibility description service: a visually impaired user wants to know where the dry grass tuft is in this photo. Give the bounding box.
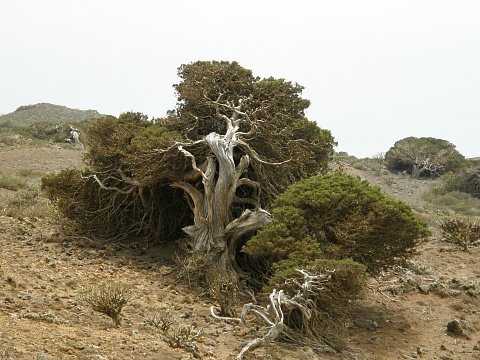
[78,282,134,326]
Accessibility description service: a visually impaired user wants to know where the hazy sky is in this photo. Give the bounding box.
[1,1,479,158]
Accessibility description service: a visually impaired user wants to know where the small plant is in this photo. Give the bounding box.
[79,282,134,326]
[3,190,51,218]
[175,251,213,291]
[144,307,202,359]
[143,306,176,333]
[440,217,480,252]
[208,273,239,317]
[167,324,203,359]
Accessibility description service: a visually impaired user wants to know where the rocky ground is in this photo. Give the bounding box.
[1,145,480,359]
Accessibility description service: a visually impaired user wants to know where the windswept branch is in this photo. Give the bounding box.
[84,173,137,195]
[236,178,260,194]
[178,145,207,182]
[238,139,292,166]
[170,182,204,215]
[233,155,250,181]
[225,209,271,242]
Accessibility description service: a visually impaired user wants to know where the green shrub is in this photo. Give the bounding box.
[0,173,27,191]
[459,172,480,198]
[433,194,462,206]
[333,152,359,165]
[244,172,430,275]
[385,137,465,178]
[433,170,480,199]
[241,173,430,347]
[41,169,87,219]
[422,190,480,216]
[433,174,464,195]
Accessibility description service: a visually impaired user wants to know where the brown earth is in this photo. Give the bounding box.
[1,145,480,359]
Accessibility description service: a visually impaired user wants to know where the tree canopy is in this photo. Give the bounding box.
[385,137,465,178]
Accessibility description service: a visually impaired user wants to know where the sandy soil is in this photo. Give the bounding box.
[1,146,480,360]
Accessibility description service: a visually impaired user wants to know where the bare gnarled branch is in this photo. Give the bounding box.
[84,173,137,195]
[211,270,335,359]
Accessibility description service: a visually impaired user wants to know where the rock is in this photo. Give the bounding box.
[418,284,430,294]
[203,338,218,346]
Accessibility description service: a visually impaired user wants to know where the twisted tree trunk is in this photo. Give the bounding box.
[171,100,272,285]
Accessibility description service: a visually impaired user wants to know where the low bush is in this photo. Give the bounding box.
[422,190,480,217]
[0,173,28,191]
[440,217,480,252]
[142,306,202,358]
[245,172,430,275]
[433,169,480,199]
[0,189,52,219]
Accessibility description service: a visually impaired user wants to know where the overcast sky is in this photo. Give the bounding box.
[1,1,479,158]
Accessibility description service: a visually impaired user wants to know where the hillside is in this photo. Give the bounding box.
[1,146,480,359]
[0,103,106,127]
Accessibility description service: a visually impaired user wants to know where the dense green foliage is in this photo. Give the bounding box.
[434,170,480,198]
[170,61,336,200]
[385,137,465,178]
[244,172,431,275]
[42,61,336,243]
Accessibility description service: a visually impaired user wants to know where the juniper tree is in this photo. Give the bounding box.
[43,61,335,292]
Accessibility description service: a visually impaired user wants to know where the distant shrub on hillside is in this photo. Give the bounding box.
[422,189,480,217]
[432,168,480,201]
[459,171,480,198]
[0,173,27,191]
[333,152,387,175]
[385,137,465,178]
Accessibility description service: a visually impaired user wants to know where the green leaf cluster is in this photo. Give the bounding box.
[171,61,336,200]
[244,172,431,277]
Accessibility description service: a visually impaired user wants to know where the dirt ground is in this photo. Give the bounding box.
[1,145,480,359]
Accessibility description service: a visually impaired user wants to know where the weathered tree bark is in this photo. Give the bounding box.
[169,99,272,285]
